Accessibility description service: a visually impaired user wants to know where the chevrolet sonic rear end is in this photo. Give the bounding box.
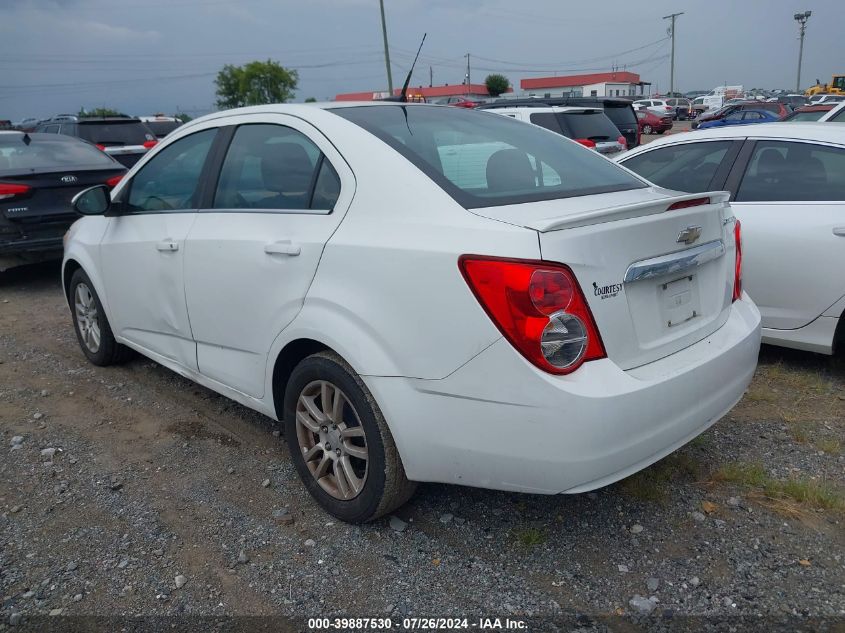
[63,103,761,522]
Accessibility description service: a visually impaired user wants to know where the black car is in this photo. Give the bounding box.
[0,132,126,271]
[35,116,157,167]
[480,97,640,149]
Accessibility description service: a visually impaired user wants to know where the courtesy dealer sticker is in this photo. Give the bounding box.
[593,281,624,300]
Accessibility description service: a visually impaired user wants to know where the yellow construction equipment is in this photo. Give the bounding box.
[805,75,845,96]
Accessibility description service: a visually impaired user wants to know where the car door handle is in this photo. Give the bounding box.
[264,241,301,256]
[156,240,179,252]
[833,227,845,237]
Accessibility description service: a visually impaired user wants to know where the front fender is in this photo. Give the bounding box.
[62,217,110,317]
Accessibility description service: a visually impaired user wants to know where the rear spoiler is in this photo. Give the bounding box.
[531,191,732,232]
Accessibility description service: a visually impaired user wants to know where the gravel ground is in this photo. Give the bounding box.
[1,262,843,631]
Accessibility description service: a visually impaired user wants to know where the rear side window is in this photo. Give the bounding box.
[0,134,118,176]
[77,121,154,147]
[735,141,845,202]
[334,105,644,209]
[830,108,845,122]
[127,129,216,212]
[788,110,827,121]
[213,123,339,211]
[621,141,735,193]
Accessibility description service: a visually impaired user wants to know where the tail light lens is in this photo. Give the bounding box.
[732,220,743,302]
[95,144,106,151]
[459,256,606,374]
[143,140,158,149]
[616,135,627,150]
[0,183,31,201]
[105,175,123,188]
[574,138,596,149]
[667,197,710,211]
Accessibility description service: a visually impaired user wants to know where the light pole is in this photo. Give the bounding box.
[663,12,683,97]
[794,10,811,93]
[379,0,394,95]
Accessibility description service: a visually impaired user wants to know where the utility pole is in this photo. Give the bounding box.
[662,12,683,97]
[465,53,471,95]
[379,0,393,94]
[429,65,433,87]
[794,10,812,92]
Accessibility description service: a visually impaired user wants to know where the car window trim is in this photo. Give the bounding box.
[115,127,220,216]
[203,122,339,215]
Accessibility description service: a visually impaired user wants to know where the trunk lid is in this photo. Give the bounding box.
[471,188,736,370]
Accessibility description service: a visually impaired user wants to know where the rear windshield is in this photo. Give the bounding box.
[144,120,182,138]
[333,105,645,209]
[559,111,623,140]
[77,121,154,147]
[0,133,119,175]
[602,104,637,127]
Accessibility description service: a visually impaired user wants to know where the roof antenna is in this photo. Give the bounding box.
[381,33,426,102]
[400,33,426,102]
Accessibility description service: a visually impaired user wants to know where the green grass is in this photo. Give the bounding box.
[511,527,547,547]
[714,462,844,513]
[619,453,702,502]
[816,439,841,455]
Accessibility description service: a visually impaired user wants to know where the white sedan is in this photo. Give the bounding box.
[64,103,760,522]
[617,122,845,355]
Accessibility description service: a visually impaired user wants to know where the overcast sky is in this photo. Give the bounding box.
[1,0,843,121]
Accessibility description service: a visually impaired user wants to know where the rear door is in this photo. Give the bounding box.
[724,139,845,329]
[183,115,354,398]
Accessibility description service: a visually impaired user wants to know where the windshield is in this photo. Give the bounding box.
[144,120,181,138]
[602,105,637,128]
[787,110,827,121]
[0,133,119,175]
[333,105,645,209]
[77,121,154,146]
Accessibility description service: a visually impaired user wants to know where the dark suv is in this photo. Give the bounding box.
[35,116,157,167]
[480,97,640,149]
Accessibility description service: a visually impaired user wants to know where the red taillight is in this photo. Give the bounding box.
[105,175,123,188]
[143,140,158,149]
[732,220,743,302]
[459,256,606,375]
[617,135,627,150]
[0,182,31,200]
[667,197,710,211]
[574,138,596,149]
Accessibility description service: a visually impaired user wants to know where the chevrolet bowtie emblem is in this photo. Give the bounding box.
[677,225,702,245]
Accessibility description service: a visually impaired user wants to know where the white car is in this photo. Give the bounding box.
[633,99,675,118]
[484,105,628,156]
[64,103,760,522]
[818,101,845,122]
[617,122,845,355]
[809,94,845,105]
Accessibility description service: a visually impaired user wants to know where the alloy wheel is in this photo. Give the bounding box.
[74,283,101,353]
[642,124,653,134]
[295,380,368,500]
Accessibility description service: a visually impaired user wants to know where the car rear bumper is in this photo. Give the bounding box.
[365,295,761,494]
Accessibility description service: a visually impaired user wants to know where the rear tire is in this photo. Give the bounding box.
[283,351,416,523]
[642,124,653,135]
[69,269,133,366]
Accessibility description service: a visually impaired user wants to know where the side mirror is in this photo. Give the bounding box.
[72,185,110,215]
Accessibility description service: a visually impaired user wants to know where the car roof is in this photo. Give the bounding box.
[483,106,601,114]
[622,122,845,153]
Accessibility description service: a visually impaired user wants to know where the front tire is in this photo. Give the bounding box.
[283,351,416,523]
[69,269,133,366]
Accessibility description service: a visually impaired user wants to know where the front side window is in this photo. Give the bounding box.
[334,105,645,209]
[735,141,845,202]
[621,141,734,193]
[127,129,216,212]
[213,123,339,211]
